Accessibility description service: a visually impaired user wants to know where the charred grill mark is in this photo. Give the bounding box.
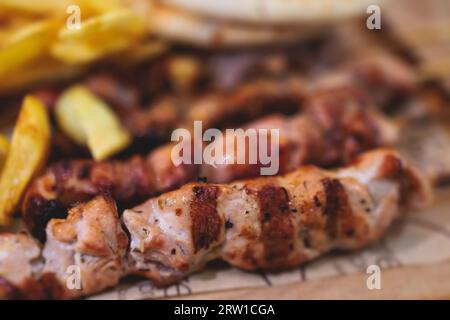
[254,184,295,268]
[23,195,66,241]
[76,163,92,179]
[225,219,234,229]
[189,185,221,252]
[321,178,352,238]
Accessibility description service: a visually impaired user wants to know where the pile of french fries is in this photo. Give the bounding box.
[0,0,166,94]
[0,89,133,226]
[0,0,169,225]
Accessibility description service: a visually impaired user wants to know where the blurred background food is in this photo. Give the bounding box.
[0,0,384,94]
[0,0,449,93]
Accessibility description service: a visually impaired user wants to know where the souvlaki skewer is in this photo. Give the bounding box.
[0,149,432,299]
[22,47,416,239]
[22,81,398,240]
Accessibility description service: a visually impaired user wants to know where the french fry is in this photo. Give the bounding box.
[51,10,146,64]
[0,135,9,171]
[0,20,59,78]
[55,86,88,145]
[56,86,131,160]
[0,0,70,15]
[0,57,87,95]
[0,15,38,44]
[0,0,123,21]
[75,0,124,15]
[0,96,50,226]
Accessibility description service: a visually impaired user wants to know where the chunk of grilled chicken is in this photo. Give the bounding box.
[0,196,128,299]
[123,149,431,286]
[0,234,44,299]
[23,84,398,240]
[40,196,128,299]
[201,84,398,183]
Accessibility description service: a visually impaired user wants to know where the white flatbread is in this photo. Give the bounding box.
[160,0,379,25]
[132,3,327,47]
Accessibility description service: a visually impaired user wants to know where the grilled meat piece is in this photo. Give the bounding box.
[348,53,417,108]
[201,84,398,183]
[23,83,397,239]
[123,149,431,286]
[0,234,44,299]
[40,196,128,299]
[0,196,128,299]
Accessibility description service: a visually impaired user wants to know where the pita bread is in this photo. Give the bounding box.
[130,3,327,47]
[160,0,379,25]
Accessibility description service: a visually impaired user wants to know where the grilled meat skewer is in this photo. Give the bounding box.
[123,149,431,285]
[37,50,414,157]
[0,197,128,299]
[89,51,415,146]
[0,149,432,298]
[23,84,397,239]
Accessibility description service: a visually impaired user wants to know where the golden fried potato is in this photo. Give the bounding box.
[55,87,87,145]
[51,10,146,64]
[0,96,50,226]
[75,0,123,15]
[0,0,70,15]
[0,57,87,96]
[0,0,121,16]
[0,20,58,78]
[0,135,9,171]
[56,86,131,160]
